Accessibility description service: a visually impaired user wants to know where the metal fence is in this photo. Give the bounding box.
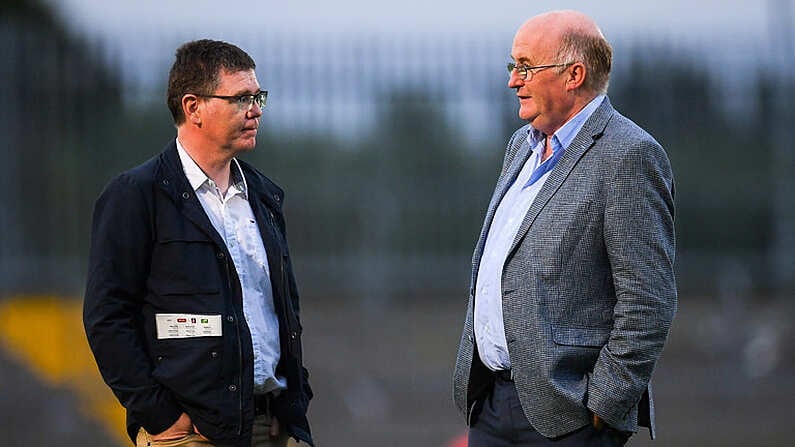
[2,8,794,299]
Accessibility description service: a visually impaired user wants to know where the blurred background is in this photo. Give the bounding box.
[1,0,794,446]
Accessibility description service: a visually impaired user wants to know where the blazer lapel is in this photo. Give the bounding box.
[470,134,534,287]
[490,138,534,226]
[507,99,616,256]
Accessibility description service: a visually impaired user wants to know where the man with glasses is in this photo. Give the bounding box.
[84,39,313,447]
[453,10,676,446]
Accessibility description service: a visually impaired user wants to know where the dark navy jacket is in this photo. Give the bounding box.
[84,142,313,446]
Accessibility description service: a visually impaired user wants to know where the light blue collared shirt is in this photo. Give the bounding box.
[474,95,605,371]
[177,140,287,394]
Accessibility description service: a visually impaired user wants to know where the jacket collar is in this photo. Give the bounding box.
[152,141,225,249]
[153,140,287,249]
[175,139,248,199]
[156,140,284,212]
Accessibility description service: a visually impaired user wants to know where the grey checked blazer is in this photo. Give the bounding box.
[453,98,677,439]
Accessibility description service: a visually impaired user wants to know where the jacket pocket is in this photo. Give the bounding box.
[551,325,610,348]
[148,215,223,295]
[150,235,221,295]
[151,338,225,400]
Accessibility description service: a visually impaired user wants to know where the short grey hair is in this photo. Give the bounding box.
[556,30,612,94]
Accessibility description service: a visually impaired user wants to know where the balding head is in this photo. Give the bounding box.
[516,10,612,94]
[519,10,602,40]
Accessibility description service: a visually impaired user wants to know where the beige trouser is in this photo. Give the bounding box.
[136,414,290,447]
[136,429,213,447]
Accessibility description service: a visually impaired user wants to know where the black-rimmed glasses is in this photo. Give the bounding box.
[507,62,573,81]
[197,90,268,110]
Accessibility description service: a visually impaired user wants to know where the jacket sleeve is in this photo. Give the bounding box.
[83,173,183,434]
[284,225,313,403]
[586,138,677,428]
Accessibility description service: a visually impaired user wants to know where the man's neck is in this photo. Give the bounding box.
[539,92,600,161]
[542,137,554,162]
[177,134,233,195]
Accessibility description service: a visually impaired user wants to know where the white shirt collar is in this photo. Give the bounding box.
[175,138,248,197]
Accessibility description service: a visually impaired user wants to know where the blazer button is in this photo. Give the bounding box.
[210,351,218,358]
[217,252,225,260]
[228,384,237,392]
[182,192,190,199]
[273,194,280,202]
[291,331,297,339]
[162,179,169,185]
[227,315,234,323]
[156,356,163,362]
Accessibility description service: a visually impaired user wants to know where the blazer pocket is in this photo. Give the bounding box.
[551,325,610,348]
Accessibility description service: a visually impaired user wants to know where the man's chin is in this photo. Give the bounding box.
[230,143,256,156]
[518,107,536,122]
[237,139,257,152]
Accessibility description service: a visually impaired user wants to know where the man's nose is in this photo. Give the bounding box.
[508,70,524,89]
[248,101,263,118]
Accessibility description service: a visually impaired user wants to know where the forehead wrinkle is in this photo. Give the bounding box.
[512,55,538,65]
[512,36,547,65]
[511,47,540,66]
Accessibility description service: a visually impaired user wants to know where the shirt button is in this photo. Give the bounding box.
[228,384,237,392]
[227,315,234,323]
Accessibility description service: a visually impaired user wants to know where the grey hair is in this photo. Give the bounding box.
[556,30,613,94]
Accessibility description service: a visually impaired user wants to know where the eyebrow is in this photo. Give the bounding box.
[218,89,261,97]
[510,55,533,64]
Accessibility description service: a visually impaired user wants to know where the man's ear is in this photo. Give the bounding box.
[182,94,202,125]
[566,62,587,91]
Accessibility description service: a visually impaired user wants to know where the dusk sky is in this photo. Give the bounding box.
[41,0,793,139]
[49,0,775,42]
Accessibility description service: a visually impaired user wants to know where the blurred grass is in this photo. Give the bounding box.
[0,296,127,445]
[1,294,793,446]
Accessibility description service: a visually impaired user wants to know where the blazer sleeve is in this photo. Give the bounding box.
[83,173,183,434]
[586,138,677,427]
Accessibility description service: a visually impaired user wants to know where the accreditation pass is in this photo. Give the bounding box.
[156,314,222,339]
